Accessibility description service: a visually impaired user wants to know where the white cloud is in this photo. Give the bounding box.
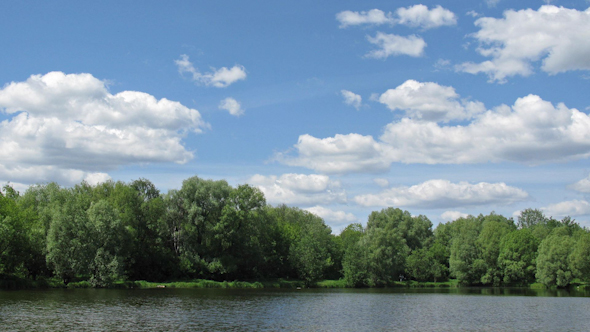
[275,133,392,174]
[542,199,590,218]
[467,11,480,18]
[366,32,426,58]
[373,178,390,188]
[568,175,590,193]
[341,90,362,110]
[218,97,244,117]
[336,5,456,30]
[441,211,470,221]
[457,6,590,82]
[248,173,346,206]
[378,80,485,122]
[175,54,246,88]
[281,89,590,170]
[278,93,590,173]
[305,206,359,227]
[354,179,528,209]
[380,94,589,164]
[395,5,457,30]
[336,9,393,28]
[0,71,207,185]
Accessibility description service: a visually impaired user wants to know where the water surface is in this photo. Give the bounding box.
[1,288,589,331]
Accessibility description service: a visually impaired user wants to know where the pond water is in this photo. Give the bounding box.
[1,288,590,331]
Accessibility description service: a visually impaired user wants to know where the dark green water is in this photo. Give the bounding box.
[2,288,590,331]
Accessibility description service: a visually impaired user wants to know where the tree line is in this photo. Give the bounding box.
[0,176,589,288]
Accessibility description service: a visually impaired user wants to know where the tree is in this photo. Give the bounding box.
[86,200,128,287]
[569,232,590,282]
[498,229,538,285]
[477,215,515,285]
[342,238,368,287]
[0,185,30,275]
[449,216,485,285]
[46,188,93,284]
[163,176,232,278]
[215,184,268,279]
[289,211,333,285]
[536,228,575,287]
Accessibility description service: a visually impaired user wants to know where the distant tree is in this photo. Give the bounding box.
[477,214,515,285]
[449,216,485,285]
[342,238,368,287]
[86,200,128,287]
[517,208,546,229]
[498,229,538,285]
[569,232,590,282]
[289,211,334,285]
[536,228,575,287]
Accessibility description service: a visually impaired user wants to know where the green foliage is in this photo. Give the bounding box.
[569,232,590,282]
[536,229,575,287]
[289,211,334,285]
[498,229,538,285]
[6,175,590,289]
[342,238,368,287]
[449,216,485,285]
[477,214,515,285]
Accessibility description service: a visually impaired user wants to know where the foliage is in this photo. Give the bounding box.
[536,228,575,287]
[498,229,538,285]
[3,176,590,288]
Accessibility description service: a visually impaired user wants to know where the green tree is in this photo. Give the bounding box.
[289,211,334,285]
[86,200,128,287]
[46,187,93,284]
[498,229,539,285]
[449,216,485,285]
[536,228,575,287]
[163,176,232,278]
[0,185,30,275]
[342,238,368,287]
[477,215,515,285]
[569,232,590,282]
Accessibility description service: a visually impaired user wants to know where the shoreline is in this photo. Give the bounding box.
[4,276,582,291]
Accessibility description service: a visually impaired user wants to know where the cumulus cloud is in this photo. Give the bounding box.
[278,92,590,173]
[305,206,359,228]
[457,6,590,82]
[569,175,590,193]
[175,54,246,88]
[218,97,244,117]
[336,9,393,28]
[0,71,207,185]
[542,199,590,218]
[365,32,426,58]
[441,211,470,221]
[275,133,393,174]
[336,5,456,30]
[380,94,590,164]
[248,173,346,206]
[395,5,457,30]
[341,90,362,110]
[378,80,485,122]
[354,179,528,209]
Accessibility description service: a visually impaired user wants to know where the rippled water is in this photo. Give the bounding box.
[2,288,590,331]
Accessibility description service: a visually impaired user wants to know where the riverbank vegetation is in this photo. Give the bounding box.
[1,177,590,289]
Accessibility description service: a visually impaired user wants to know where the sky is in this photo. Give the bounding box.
[1,0,590,232]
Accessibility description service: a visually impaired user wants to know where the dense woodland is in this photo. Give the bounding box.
[1,176,589,288]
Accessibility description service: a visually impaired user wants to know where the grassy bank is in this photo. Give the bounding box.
[3,276,585,290]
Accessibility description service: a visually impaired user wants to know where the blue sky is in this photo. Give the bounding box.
[2,0,590,232]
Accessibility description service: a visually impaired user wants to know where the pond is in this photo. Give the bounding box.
[1,288,590,331]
